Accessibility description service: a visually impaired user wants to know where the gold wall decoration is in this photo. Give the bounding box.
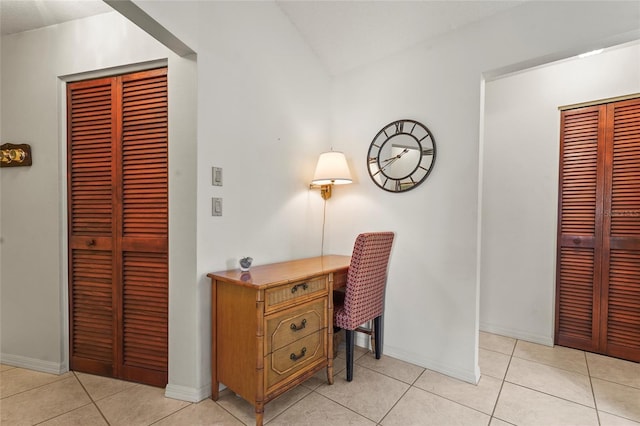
[1,143,32,167]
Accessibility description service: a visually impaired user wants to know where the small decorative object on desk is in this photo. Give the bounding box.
[239,257,253,271]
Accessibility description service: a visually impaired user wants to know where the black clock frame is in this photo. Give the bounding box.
[367,119,436,193]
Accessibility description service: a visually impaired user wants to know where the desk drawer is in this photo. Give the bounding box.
[265,276,327,312]
[266,330,325,388]
[266,298,326,354]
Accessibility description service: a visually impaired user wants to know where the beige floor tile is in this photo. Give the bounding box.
[587,353,640,389]
[414,369,501,415]
[599,411,640,426]
[505,357,594,407]
[96,383,189,426]
[479,348,511,379]
[39,403,108,426]
[592,378,640,422]
[356,353,425,384]
[0,367,72,398]
[269,392,375,425]
[216,382,312,425]
[0,364,16,372]
[75,371,137,401]
[479,332,516,355]
[316,365,409,423]
[303,359,346,390]
[335,343,370,361]
[514,341,588,375]
[494,382,598,426]
[0,376,91,425]
[154,399,243,425]
[489,418,513,426]
[381,386,490,426]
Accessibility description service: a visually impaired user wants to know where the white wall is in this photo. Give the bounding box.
[0,11,200,395]
[1,1,332,401]
[192,1,332,398]
[328,1,639,383]
[480,42,640,345]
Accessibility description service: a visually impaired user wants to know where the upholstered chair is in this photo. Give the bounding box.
[334,232,394,381]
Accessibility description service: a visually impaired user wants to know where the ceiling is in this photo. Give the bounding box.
[0,0,112,36]
[276,0,525,75]
[0,0,525,75]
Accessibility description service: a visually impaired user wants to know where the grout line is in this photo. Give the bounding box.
[509,352,591,377]
[376,379,413,425]
[72,371,112,426]
[585,351,602,426]
[0,370,73,400]
[148,404,194,425]
[502,379,599,410]
[310,388,379,424]
[32,402,96,425]
[488,338,516,422]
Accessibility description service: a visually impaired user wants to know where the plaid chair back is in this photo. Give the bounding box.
[335,232,394,330]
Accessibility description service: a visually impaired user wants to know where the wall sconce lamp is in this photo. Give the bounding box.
[310,151,352,200]
[1,143,32,167]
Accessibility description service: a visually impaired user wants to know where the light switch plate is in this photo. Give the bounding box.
[212,167,223,186]
[212,197,222,216]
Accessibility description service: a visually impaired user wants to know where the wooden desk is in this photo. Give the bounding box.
[208,255,350,426]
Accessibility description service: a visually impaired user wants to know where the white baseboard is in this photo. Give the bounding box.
[480,322,554,346]
[0,353,68,375]
[165,383,211,403]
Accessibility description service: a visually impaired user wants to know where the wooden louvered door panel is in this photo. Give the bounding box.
[557,97,640,362]
[119,69,168,385]
[600,99,640,362]
[555,105,605,352]
[68,77,117,376]
[68,68,168,386]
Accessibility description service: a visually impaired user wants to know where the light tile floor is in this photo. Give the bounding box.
[1,332,639,425]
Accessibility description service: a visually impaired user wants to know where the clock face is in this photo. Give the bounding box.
[367,119,436,192]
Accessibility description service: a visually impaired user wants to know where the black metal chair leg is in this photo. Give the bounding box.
[373,315,383,359]
[345,329,355,381]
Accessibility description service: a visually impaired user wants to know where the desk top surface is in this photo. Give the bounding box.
[207,255,351,289]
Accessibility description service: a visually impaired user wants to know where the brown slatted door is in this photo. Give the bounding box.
[118,68,168,386]
[68,68,168,386]
[68,77,118,376]
[600,98,640,361]
[555,105,606,352]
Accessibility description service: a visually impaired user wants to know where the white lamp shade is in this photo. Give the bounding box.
[311,151,352,185]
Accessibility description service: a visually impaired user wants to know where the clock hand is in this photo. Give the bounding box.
[379,148,409,167]
[373,149,410,176]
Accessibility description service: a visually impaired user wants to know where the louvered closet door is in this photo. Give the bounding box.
[557,98,640,362]
[68,68,168,386]
[600,98,640,362]
[555,105,605,352]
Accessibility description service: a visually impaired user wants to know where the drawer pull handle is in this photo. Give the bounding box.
[290,347,307,361]
[291,283,308,294]
[87,239,96,247]
[290,319,307,331]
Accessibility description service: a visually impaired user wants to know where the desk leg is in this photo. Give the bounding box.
[211,381,219,401]
[211,280,219,400]
[255,405,264,426]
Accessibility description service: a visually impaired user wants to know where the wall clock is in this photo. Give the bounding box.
[367,119,436,192]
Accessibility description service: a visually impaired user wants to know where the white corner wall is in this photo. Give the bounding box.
[329,1,639,383]
[127,0,334,399]
[0,12,199,397]
[479,42,640,345]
